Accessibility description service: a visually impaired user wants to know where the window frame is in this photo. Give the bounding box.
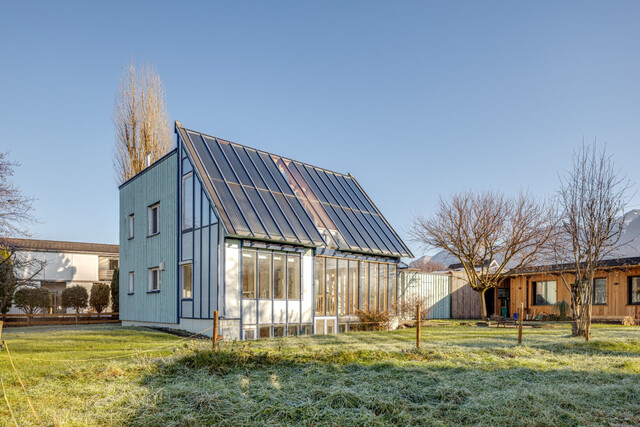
[128,214,135,239]
[628,276,640,305]
[148,203,160,236]
[533,280,557,305]
[181,172,194,231]
[148,267,161,292]
[128,271,134,295]
[242,249,257,299]
[181,262,193,300]
[593,277,607,306]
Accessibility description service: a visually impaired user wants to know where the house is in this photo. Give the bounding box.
[4,238,119,313]
[118,122,412,339]
[496,257,640,320]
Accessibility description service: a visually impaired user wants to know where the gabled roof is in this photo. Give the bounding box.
[176,122,412,258]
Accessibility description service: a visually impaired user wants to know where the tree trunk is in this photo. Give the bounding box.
[480,289,488,320]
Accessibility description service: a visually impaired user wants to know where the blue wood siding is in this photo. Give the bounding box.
[178,144,220,320]
[398,271,451,319]
[119,152,179,324]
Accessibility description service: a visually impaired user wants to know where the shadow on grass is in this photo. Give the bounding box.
[126,346,640,426]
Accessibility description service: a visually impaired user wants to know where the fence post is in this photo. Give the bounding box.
[213,310,219,352]
[416,303,421,350]
[518,302,523,344]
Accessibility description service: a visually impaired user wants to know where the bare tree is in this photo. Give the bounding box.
[0,153,35,238]
[410,191,556,319]
[554,142,631,339]
[113,62,171,184]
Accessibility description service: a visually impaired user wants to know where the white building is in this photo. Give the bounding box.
[6,238,119,314]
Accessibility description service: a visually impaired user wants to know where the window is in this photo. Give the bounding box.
[148,267,161,292]
[244,327,256,340]
[128,214,134,239]
[287,255,301,300]
[369,263,378,312]
[594,278,606,305]
[287,325,300,336]
[148,203,160,236]
[315,257,325,315]
[182,174,193,230]
[273,254,286,299]
[629,276,640,305]
[259,326,271,338]
[258,252,272,299]
[128,272,134,294]
[349,261,358,315]
[337,259,347,315]
[181,263,192,299]
[109,259,119,270]
[534,281,556,305]
[360,261,369,312]
[379,264,387,312]
[326,258,337,315]
[273,325,286,337]
[242,250,256,299]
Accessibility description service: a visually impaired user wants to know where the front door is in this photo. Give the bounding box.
[497,287,510,318]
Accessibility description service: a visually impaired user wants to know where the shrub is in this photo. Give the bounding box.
[554,300,570,320]
[110,268,119,313]
[622,316,637,326]
[90,283,111,313]
[395,295,432,320]
[13,286,51,315]
[62,285,89,314]
[354,310,391,331]
[0,251,17,315]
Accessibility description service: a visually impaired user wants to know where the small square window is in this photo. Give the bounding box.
[244,328,256,340]
[148,204,160,236]
[148,268,161,292]
[259,326,271,338]
[534,281,557,305]
[287,325,300,336]
[273,325,285,337]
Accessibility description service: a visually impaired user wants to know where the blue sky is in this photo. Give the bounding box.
[2,1,640,257]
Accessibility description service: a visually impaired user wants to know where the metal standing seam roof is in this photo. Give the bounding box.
[176,122,413,258]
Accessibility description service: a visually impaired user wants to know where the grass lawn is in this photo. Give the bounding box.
[1,323,639,426]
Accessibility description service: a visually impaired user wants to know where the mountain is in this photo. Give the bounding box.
[409,209,640,268]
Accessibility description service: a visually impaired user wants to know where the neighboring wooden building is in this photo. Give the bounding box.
[497,257,640,320]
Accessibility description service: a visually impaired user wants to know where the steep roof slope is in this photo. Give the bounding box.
[177,122,412,258]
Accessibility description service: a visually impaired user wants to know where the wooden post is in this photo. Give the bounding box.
[518,302,523,344]
[213,310,219,352]
[416,303,421,350]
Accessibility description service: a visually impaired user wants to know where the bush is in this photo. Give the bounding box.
[353,310,391,331]
[62,285,89,314]
[90,283,110,313]
[395,295,432,320]
[623,316,637,326]
[554,300,570,320]
[111,268,119,313]
[13,286,51,315]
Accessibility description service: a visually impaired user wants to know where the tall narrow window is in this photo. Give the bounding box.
[258,252,272,299]
[360,261,369,312]
[630,276,640,305]
[389,264,397,315]
[181,263,192,299]
[128,271,134,294]
[326,258,337,315]
[315,257,325,315]
[594,278,606,305]
[128,214,134,239]
[182,174,193,230]
[273,254,286,299]
[148,267,161,291]
[287,254,301,300]
[349,261,358,315]
[194,178,202,228]
[369,263,378,312]
[337,259,348,315]
[148,203,160,235]
[379,264,387,312]
[242,250,257,299]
